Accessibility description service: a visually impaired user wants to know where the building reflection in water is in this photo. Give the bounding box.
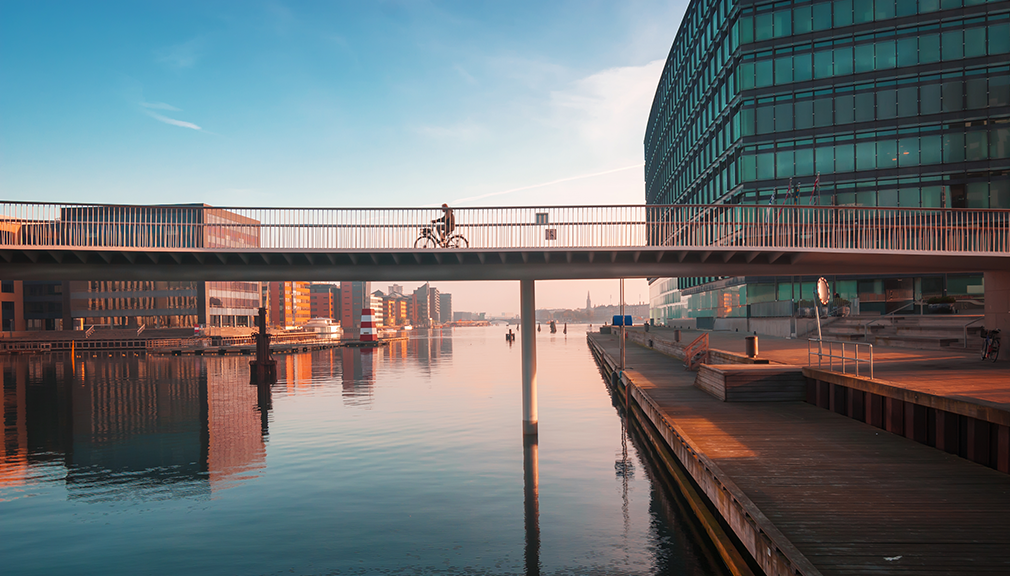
[340,347,375,406]
[0,353,267,500]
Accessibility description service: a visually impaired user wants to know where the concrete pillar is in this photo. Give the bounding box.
[521,279,538,436]
[984,271,1010,343]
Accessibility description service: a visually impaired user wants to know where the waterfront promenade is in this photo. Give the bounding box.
[588,330,1010,576]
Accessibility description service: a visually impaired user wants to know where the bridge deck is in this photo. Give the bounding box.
[588,332,1010,575]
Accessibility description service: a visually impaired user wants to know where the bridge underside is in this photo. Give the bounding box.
[2,247,1007,281]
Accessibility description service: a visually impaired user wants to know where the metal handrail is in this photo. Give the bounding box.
[684,332,709,371]
[862,301,917,338]
[807,338,874,379]
[0,202,1007,253]
[963,316,986,348]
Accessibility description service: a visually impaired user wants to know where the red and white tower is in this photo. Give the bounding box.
[360,308,376,342]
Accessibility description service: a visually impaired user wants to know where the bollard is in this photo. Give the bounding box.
[674,329,681,342]
[746,335,759,358]
[644,323,650,333]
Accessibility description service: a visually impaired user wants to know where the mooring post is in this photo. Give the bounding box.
[520,279,538,436]
[250,307,277,383]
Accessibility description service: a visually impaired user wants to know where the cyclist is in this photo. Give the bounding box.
[432,203,455,243]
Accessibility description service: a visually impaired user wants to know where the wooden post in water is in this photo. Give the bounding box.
[520,280,538,436]
[250,307,277,383]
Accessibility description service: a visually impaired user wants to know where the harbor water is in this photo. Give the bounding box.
[1,325,728,575]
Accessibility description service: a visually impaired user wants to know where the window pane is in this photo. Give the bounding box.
[990,23,1010,54]
[740,107,755,136]
[921,83,941,114]
[857,190,876,206]
[878,189,898,206]
[899,187,920,207]
[896,1,916,16]
[919,0,940,13]
[739,16,754,44]
[992,127,1010,159]
[835,94,854,124]
[854,92,874,122]
[877,89,897,119]
[876,40,896,69]
[814,98,833,127]
[776,150,794,177]
[756,59,773,87]
[816,146,835,173]
[875,0,895,19]
[834,46,853,76]
[919,34,940,63]
[856,141,876,170]
[775,103,793,132]
[966,182,988,208]
[813,3,832,30]
[942,30,963,61]
[966,78,987,109]
[990,75,1010,106]
[896,86,917,117]
[966,131,988,161]
[853,0,873,23]
[921,186,943,208]
[940,0,962,9]
[854,43,874,73]
[755,13,773,42]
[775,56,793,85]
[757,152,775,179]
[773,10,792,37]
[836,143,855,172]
[877,139,897,169]
[942,80,963,112]
[794,5,812,34]
[795,100,814,130]
[943,131,964,163]
[992,179,1010,209]
[741,154,757,181]
[834,0,853,27]
[794,53,812,82]
[814,49,833,78]
[964,27,986,58]
[897,37,917,67]
[756,105,774,134]
[898,136,919,167]
[795,148,814,176]
[740,62,755,90]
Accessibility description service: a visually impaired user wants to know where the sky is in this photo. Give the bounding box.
[0,0,688,315]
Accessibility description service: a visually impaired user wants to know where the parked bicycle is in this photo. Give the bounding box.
[980,327,1000,362]
[414,226,468,248]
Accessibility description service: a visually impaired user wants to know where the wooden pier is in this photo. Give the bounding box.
[588,331,1010,576]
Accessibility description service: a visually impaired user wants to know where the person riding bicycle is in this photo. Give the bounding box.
[432,203,455,242]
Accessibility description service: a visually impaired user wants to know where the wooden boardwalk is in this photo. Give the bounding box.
[589,333,1010,576]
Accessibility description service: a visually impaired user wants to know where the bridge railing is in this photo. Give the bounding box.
[0,202,1007,253]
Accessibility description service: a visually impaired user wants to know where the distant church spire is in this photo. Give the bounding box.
[586,291,592,312]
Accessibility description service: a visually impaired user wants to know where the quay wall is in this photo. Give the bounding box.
[588,334,818,576]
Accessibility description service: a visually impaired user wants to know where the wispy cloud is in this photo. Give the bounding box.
[144,110,202,131]
[451,164,644,205]
[140,101,181,111]
[156,38,203,69]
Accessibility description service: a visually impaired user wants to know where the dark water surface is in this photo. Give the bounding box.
[1,325,727,575]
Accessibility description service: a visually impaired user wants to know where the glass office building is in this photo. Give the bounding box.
[646,0,1010,325]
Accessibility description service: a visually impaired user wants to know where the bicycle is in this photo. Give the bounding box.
[980,327,1000,362]
[414,226,469,248]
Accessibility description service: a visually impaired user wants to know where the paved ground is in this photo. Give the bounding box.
[632,326,1010,411]
[590,332,1010,576]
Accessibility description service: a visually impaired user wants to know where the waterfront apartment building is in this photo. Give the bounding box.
[646,0,1010,327]
[0,280,25,333]
[439,293,453,324]
[340,281,372,337]
[309,283,341,321]
[268,282,311,329]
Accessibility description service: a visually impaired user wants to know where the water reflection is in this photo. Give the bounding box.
[523,434,541,576]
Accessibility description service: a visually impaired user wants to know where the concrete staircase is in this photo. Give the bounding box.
[816,315,985,350]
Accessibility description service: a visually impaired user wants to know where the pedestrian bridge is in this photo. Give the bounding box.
[0,201,1007,281]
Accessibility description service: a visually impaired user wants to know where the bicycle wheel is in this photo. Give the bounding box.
[414,234,437,248]
[982,339,990,361]
[445,235,469,248]
[991,339,1000,362]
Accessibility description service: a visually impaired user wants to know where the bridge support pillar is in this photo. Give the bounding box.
[984,271,1010,340]
[521,279,538,436]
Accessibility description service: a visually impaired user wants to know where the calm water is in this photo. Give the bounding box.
[1,325,727,575]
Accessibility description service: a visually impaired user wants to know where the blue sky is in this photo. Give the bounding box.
[1,0,687,312]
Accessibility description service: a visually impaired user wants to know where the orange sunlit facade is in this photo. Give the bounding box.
[269,282,311,328]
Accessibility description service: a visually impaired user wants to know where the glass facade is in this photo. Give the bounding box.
[646,0,1010,320]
